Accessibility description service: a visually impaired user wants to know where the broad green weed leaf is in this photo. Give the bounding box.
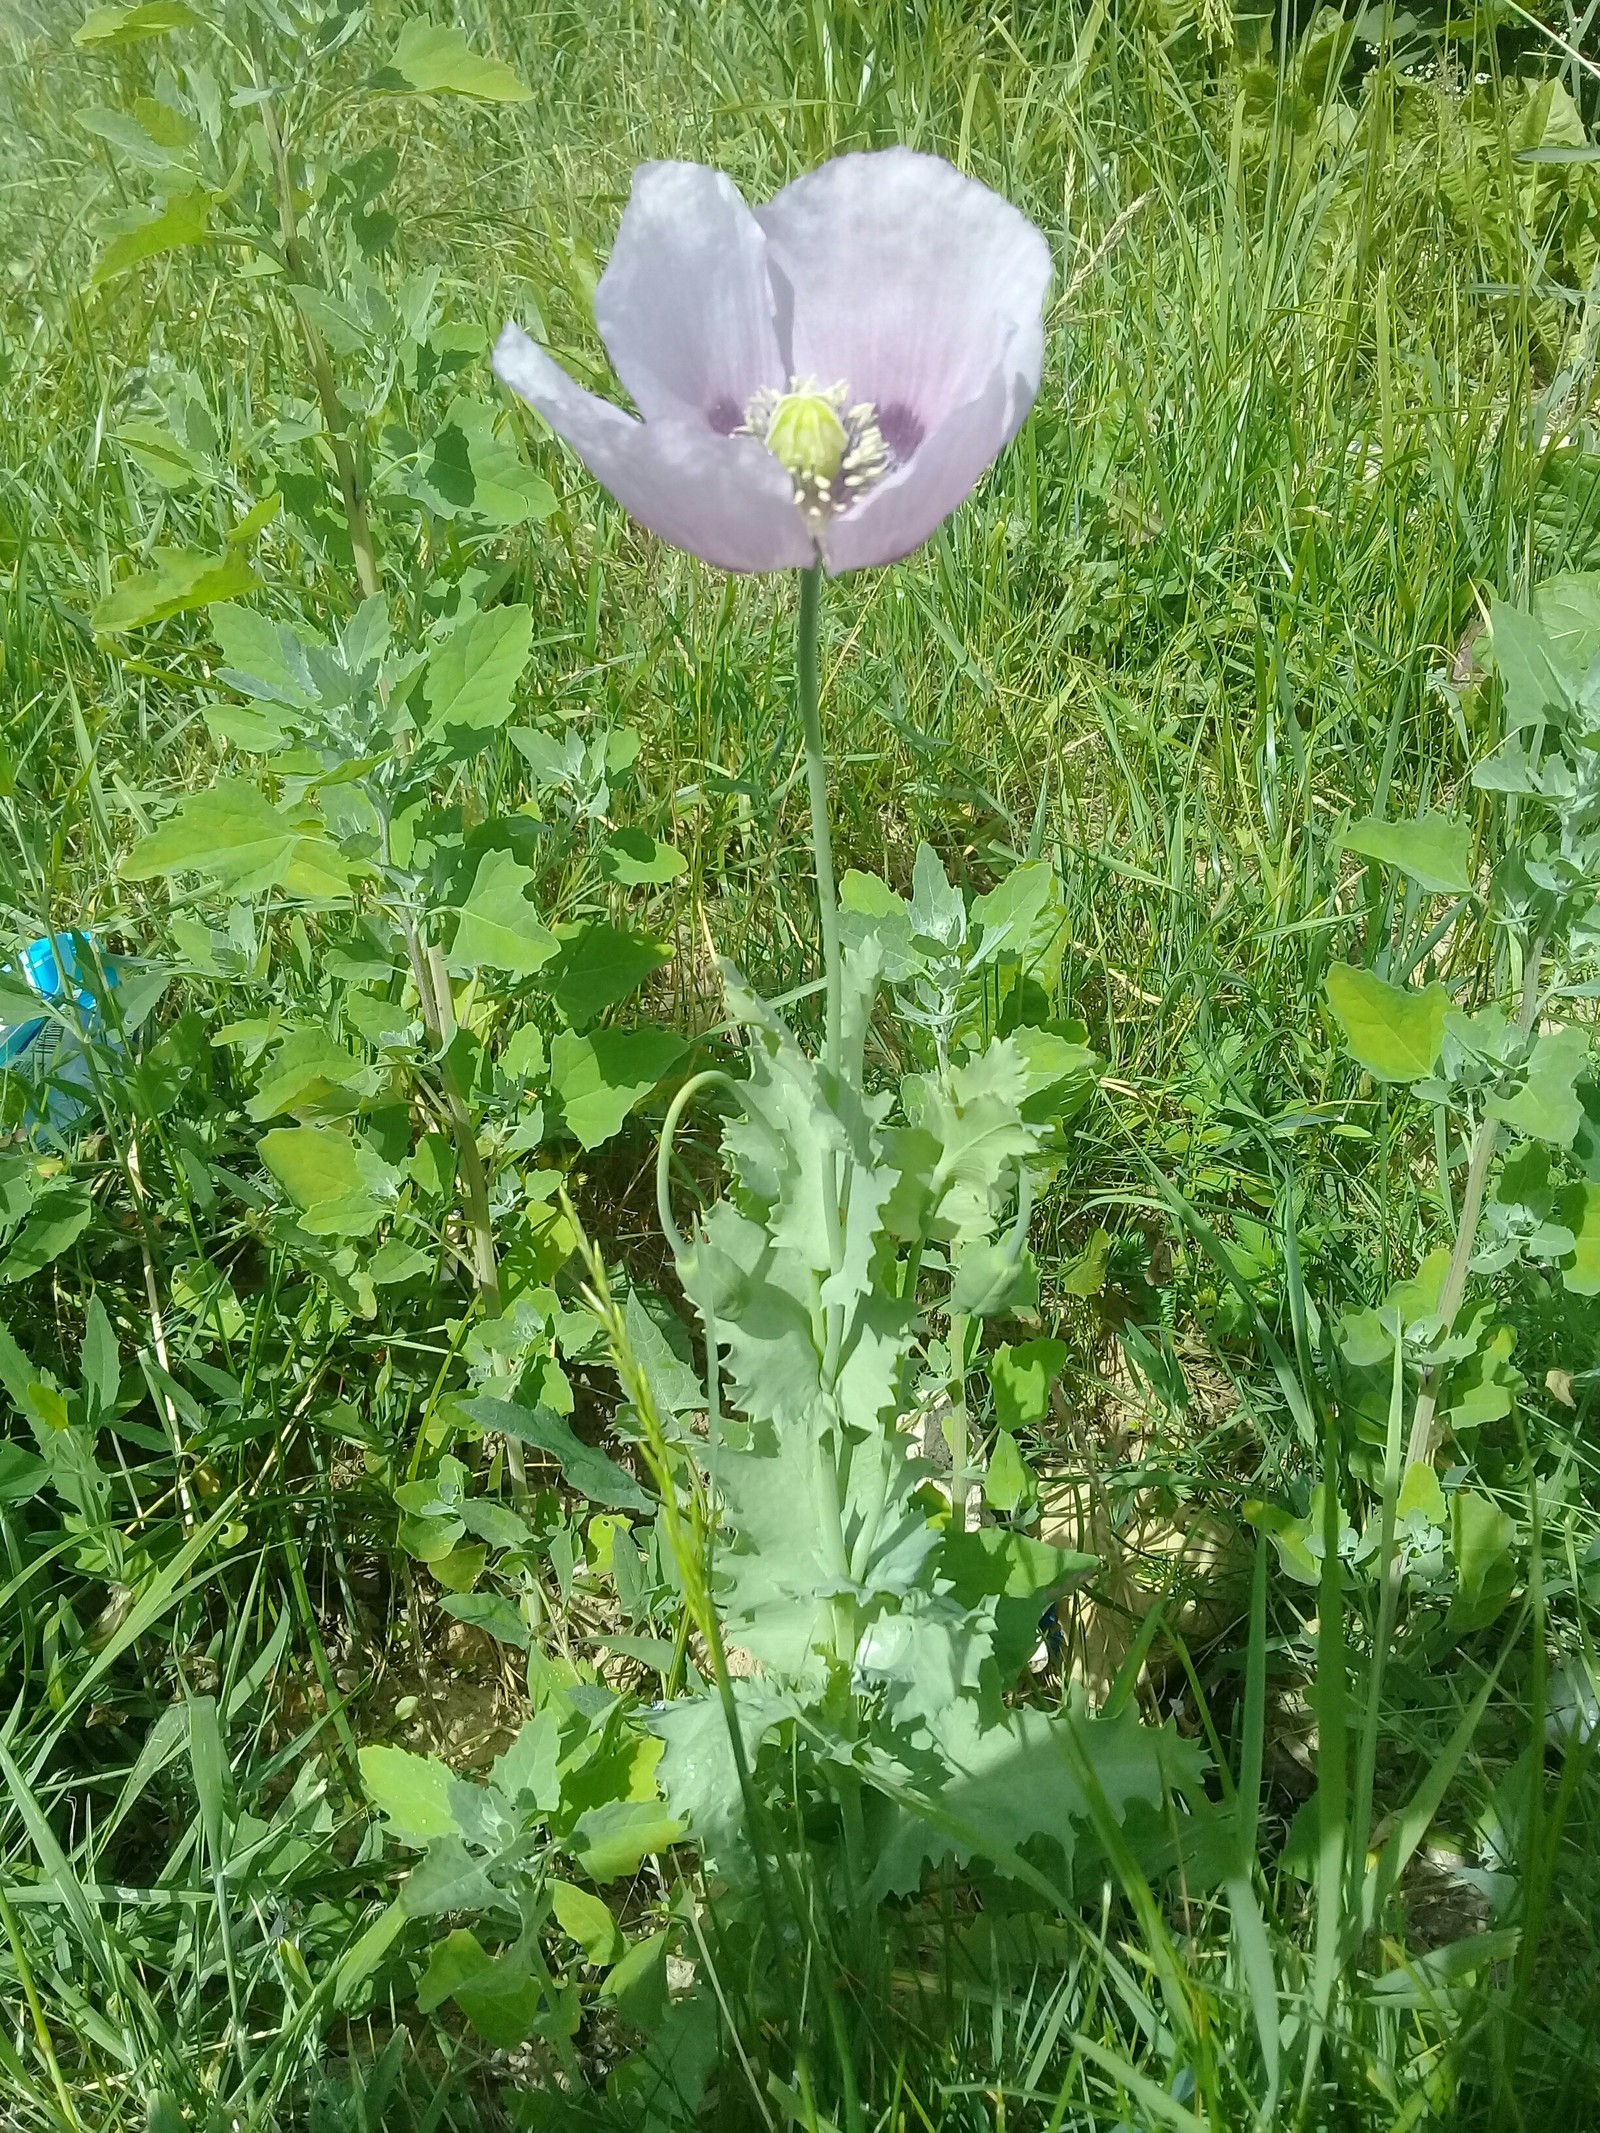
[1244,1499,1318,1583]
[455,1496,531,1551]
[1532,571,1600,681]
[421,605,533,738]
[451,849,559,976]
[493,1714,561,1810]
[939,1528,1097,1602]
[949,1234,1038,1317]
[259,1127,395,1237]
[1325,964,1447,1082]
[623,1290,701,1416]
[417,1927,493,2012]
[1560,1181,1600,1293]
[0,1181,92,1284]
[131,94,194,149]
[395,1837,498,1919]
[406,397,555,524]
[989,1337,1067,1429]
[93,544,254,631]
[246,1028,371,1121]
[459,1395,652,1512]
[651,1685,798,1873]
[359,1744,458,1841]
[868,1698,1193,1900]
[601,1930,668,2030]
[382,20,532,100]
[0,1444,49,1505]
[549,923,669,1028]
[1441,1325,1521,1432]
[983,1427,1029,1513]
[938,1529,1094,1676]
[430,1543,487,1592]
[439,1593,531,1648]
[1342,813,1472,895]
[1488,1025,1589,1144]
[118,417,207,490]
[601,828,687,886]
[550,1880,623,1965]
[920,1039,1038,1240]
[568,1798,685,1882]
[287,284,364,356]
[1448,1490,1517,1630]
[910,840,965,947]
[123,780,349,898]
[1060,1225,1111,1296]
[550,1026,685,1150]
[74,0,200,45]
[1488,597,1570,731]
[970,860,1063,974]
[79,105,193,173]
[454,1961,546,2048]
[1397,1461,1446,1525]
[91,188,212,286]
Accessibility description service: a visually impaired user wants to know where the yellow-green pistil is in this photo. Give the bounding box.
[763,389,848,490]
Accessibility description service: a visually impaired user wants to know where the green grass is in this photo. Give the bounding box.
[2,0,1600,2125]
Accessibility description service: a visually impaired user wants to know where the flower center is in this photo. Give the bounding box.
[741,378,890,527]
[765,390,848,489]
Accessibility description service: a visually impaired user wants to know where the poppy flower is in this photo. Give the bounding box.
[494,148,1051,574]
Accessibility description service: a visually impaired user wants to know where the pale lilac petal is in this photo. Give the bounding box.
[494,325,814,573]
[757,147,1051,450]
[595,161,785,433]
[821,366,1018,573]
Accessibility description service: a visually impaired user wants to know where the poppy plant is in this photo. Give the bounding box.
[496,147,1050,1074]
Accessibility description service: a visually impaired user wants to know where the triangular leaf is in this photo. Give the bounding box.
[451,849,560,976]
[122,780,350,898]
[358,1744,459,1842]
[550,1026,686,1150]
[382,20,532,100]
[1342,814,1472,896]
[420,605,533,738]
[1325,965,1448,1082]
[92,543,253,630]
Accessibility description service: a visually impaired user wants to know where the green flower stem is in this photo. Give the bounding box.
[796,567,858,1667]
[797,563,841,1079]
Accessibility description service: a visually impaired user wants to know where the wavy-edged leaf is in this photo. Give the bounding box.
[458,1395,651,1512]
[1342,813,1472,896]
[1325,965,1447,1083]
[420,604,533,738]
[92,543,252,630]
[91,188,212,286]
[450,849,559,976]
[358,1744,458,1842]
[381,21,532,100]
[550,1026,685,1150]
[123,781,350,899]
[74,1,200,46]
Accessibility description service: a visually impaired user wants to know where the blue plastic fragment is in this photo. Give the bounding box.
[0,932,121,1065]
[0,932,123,1125]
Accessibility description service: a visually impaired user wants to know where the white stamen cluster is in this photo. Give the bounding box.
[741,377,889,527]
